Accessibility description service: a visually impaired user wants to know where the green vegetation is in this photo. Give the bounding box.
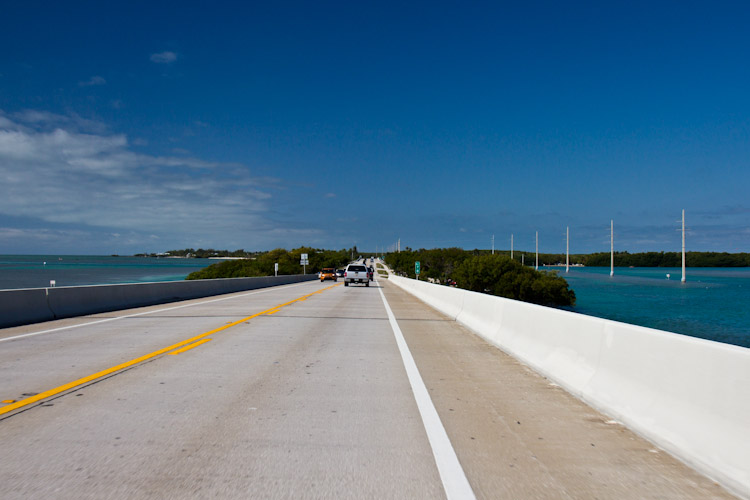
[135,248,258,258]
[386,249,750,268]
[185,247,351,280]
[453,255,575,307]
[386,247,468,281]
[385,249,575,307]
[583,251,750,267]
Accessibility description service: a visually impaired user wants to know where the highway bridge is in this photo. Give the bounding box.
[0,269,743,499]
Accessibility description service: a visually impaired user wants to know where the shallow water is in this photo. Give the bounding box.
[557,266,750,348]
[0,255,215,290]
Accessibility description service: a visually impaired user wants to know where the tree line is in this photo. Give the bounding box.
[387,248,750,268]
[185,247,353,280]
[135,248,259,258]
[582,251,750,267]
[385,248,576,307]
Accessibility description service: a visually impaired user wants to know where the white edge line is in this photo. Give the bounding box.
[0,281,312,343]
[378,285,476,500]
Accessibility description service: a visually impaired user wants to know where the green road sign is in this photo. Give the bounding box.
[415,261,421,275]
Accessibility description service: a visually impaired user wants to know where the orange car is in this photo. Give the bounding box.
[320,268,337,282]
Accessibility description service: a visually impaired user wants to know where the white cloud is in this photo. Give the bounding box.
[79,75,106,87]
[0,110,280,249]
[10,109,108,134]
[150,51,177,64]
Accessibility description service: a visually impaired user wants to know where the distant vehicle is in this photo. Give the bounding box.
[344,264,369,287]
[336,269,345,278]
[320,268,337,282]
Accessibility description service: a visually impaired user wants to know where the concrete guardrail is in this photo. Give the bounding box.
[0,274,317,329]
[389,274,750,500]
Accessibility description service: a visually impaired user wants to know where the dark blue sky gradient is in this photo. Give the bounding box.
[1,1,749,254]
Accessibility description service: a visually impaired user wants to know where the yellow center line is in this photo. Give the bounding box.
[0,282,342,417]
[167,338,212,355]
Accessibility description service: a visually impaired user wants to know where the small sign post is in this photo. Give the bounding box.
[300,253,309,274]
[274,263,279,277]
[415,261,420,279]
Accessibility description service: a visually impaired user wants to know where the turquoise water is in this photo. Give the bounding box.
[558,267,750,349]
[0,255,216,290]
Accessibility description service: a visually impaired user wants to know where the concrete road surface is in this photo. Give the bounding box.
[0,277,736,499]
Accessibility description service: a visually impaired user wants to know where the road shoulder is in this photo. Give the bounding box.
[382,281,734,499]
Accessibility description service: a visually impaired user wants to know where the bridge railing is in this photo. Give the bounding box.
[0,274,317,329]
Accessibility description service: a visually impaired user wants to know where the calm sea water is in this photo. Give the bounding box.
[0,255,215,290]
[557,266,750,349]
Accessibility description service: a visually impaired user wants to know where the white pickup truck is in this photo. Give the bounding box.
[344,263,370,287]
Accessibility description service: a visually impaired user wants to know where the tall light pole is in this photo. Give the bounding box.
[535,231,539,271]
[566,226,569,273]
[610,220,614,277]
[511,234,514,260]
[491,234,494,255]
[681,209,686,283]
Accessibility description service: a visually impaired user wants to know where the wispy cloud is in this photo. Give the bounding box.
[9,110,108,134]
[694,205,750,220]
[150,51,177,64]
[0,109,283,251]
[78,75,106,87]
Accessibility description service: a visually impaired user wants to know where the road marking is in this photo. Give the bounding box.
[378,286,476,500]
[0,281,315,344]
[0,283,340,417]
[167,338,212,355]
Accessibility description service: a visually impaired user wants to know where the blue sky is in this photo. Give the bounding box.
[1,1,749,255]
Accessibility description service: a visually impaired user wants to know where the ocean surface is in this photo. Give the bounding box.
[0,255,215,290]
[1,256,748,349]
[557,266,750,349]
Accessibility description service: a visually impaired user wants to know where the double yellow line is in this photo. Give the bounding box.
[0,283,341,417]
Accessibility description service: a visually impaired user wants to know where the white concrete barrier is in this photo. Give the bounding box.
[0,288,55,327]
[390,275,750,499]
[0,275,317,329]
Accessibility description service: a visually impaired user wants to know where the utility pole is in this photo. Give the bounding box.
[566,226,569,273]
[398,238,400,253]
[491,234,494,255]
[681,209,686,283]
[511,234,514,260]
[610,220,614,277]
[535,231,539,271]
